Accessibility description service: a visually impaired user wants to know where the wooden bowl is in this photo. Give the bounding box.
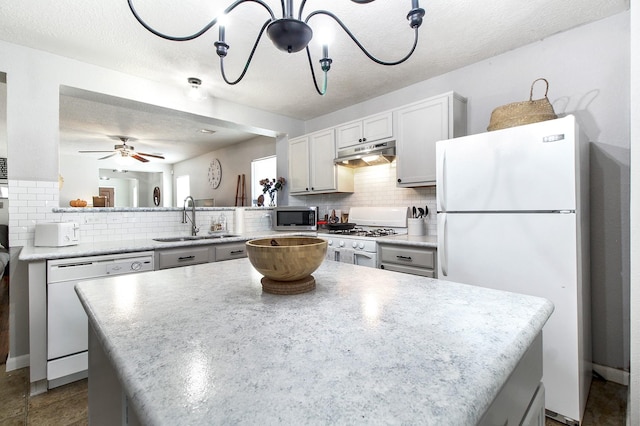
[246,237,327,282]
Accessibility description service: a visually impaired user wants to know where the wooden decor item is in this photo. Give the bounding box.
[261,275,316,295]
[246,237,328,294]
[234,174,247,206]
[92,196,107,207]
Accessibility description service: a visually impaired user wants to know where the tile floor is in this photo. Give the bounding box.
[0,365,87,425]
[0,362,628,425]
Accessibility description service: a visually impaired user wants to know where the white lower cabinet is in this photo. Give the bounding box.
[379,244,437,278]
[156,246,211,270]
[213,242,247,261]
[395,92,467,187]
[289,129,353,194]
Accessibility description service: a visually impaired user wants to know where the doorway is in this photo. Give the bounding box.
[98,187,114,207]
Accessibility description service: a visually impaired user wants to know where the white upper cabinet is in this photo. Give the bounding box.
[395,92,467,187]
[288,135,311,193]
[336,111,393,149]
[289,129,354,195]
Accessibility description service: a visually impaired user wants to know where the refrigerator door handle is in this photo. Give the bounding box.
[438,213,448,277]
[437,146,446,211]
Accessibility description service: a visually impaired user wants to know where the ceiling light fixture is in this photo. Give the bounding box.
[127,0,425,96]
[187,77,207,100]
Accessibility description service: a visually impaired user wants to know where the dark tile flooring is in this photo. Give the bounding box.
[545,376,627,425]
[0,362,628,425]
[0,365,87,425]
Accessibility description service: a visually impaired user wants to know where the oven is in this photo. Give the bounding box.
[321,234,378,268]
[318,206,409,269]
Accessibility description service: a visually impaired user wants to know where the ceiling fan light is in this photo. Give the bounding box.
[115,152,134,165]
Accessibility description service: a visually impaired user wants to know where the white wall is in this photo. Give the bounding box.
[59,154,172,207]
[0,40,303,365]
[304,12,631,373]
[173,135,276,207]
[628,0,639,423]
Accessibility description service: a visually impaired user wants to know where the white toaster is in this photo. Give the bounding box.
[34,222,80,247]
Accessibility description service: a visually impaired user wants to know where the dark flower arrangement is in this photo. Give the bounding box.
[259,177,286,205]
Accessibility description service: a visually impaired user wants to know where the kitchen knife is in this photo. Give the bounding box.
[412,206,417,218]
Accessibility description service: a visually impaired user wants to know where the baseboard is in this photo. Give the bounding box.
[5,352,29,371]
[593,363,629,386]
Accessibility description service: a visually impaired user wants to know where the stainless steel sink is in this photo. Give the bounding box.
[153,234,238,242]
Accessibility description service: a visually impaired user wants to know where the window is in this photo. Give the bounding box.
[176,175,190,207]
[251,156,276,206]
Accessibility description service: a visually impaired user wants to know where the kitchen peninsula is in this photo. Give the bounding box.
[76,258,553,425]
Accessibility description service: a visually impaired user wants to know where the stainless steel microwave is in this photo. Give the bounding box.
[273,206,318,231]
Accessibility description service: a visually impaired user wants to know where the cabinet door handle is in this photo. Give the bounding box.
[397,178,402,183]
[230,250,244,255]
[178,255,195,261]
[396,255,412,261]
[362,137,367,142]
[358,138,363,142]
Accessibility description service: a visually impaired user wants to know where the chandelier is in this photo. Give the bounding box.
[127,0,425,95]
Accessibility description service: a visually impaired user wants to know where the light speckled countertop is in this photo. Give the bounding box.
[377,234,438,248]
[76,259,552,425]
[19,231,435,261]
[18,231,312,261]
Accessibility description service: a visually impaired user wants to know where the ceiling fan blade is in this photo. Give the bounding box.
[136,152,165,159]
[98,153,118,160]
[131,154,150,163]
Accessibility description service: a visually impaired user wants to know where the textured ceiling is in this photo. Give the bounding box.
[0,0,629,163]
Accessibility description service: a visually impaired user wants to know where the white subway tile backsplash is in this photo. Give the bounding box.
[9,171,436,248]
[290,163,438,235]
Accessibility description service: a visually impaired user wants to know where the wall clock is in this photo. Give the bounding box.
[208,158,222,189]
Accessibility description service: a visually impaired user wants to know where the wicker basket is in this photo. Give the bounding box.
[487,78,557,131]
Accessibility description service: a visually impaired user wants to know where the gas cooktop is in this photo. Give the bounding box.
[325,227,402,238]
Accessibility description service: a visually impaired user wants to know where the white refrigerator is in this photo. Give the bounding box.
[436,115,591,424]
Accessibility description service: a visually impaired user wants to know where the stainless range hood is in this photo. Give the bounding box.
[334,140,396,168]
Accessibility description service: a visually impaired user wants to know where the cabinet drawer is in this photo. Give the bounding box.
[215,242,247,261]
[380,263,435,278]
[157,246,210,269]
[380,245,436,269]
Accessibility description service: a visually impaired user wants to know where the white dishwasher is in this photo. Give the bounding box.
[47,251,154,387]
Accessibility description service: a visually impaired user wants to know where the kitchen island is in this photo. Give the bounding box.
[76,258,553,425]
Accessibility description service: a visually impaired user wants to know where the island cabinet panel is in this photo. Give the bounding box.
[213,242,247,261]
[379,244,437,278]
[288,129,353,195]
[336,111,393,149]
[478,333,544,426]
[156,246,211,270]
[395,92,467,187]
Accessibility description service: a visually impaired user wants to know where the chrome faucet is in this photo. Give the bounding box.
[182,196,199,236]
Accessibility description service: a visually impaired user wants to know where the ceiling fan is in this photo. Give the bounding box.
[78,137,165,163]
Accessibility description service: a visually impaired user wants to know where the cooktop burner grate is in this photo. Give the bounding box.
[327,227,399,238]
